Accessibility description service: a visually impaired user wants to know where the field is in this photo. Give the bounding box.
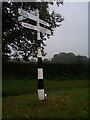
[2,79,88,119]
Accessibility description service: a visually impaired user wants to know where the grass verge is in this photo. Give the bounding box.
[2,79,88,119]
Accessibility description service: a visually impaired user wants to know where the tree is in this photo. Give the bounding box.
[51,52,88,64]
[51,52,76,64]
[76,55,88,64]
[43,58,50,63]
[2,1,64,62]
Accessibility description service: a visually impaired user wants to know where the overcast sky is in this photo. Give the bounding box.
[45,2,88,59]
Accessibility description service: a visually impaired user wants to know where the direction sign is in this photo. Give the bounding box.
[18,16,26,21]
[39,19,49,27]
[18,8,36,21]
[18,8,49,27]
[40,26,51,35]
[21,22,51,35]
[29,10,36,15]
[21,22,37,31]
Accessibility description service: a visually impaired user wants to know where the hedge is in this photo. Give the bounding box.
[2,62,88,80]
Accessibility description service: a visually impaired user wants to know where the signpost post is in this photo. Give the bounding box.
[36,9,45,100]
[18,8,51,100]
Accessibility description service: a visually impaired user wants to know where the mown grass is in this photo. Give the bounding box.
[2,79,37,96]
[2,79,88,119]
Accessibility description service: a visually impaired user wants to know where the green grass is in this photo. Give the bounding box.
[3,79,37,96]
[2,79,88,119]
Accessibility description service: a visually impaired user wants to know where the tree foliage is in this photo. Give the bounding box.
[51,52,88,64]
[2,1,64,61]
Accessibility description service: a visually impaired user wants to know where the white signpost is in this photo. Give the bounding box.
[18,16,26,21]
[18,8,50,27]
[21,22,37,31]
[40,26,51,35]
[18,8,51,100]
[21,22,51,35]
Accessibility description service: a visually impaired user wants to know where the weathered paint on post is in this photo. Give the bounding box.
[36,9,45,100]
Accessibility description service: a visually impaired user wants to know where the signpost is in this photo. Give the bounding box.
[18,8,50,27]
[21,22,51,35]
[21,22,37,31]
[18,8,51,100]
[18,16,26,21]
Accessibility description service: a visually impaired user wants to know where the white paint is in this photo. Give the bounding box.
[21,22,51,35]
[29,10,36,15]
[40,26,51,35]
[38,68,43,79]
[18,8,49,27]
[36,9,41,40]
[18,8,37,21]
[21,22,37,31]
[38,89,44,100]
[39,19,49,27]
[19,9,51,35]
[18,16,26,21]
[37,47,42,58]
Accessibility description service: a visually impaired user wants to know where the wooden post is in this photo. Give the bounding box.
[36,9,45,100]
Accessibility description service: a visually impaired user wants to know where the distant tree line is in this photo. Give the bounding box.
[43,52,89,64]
